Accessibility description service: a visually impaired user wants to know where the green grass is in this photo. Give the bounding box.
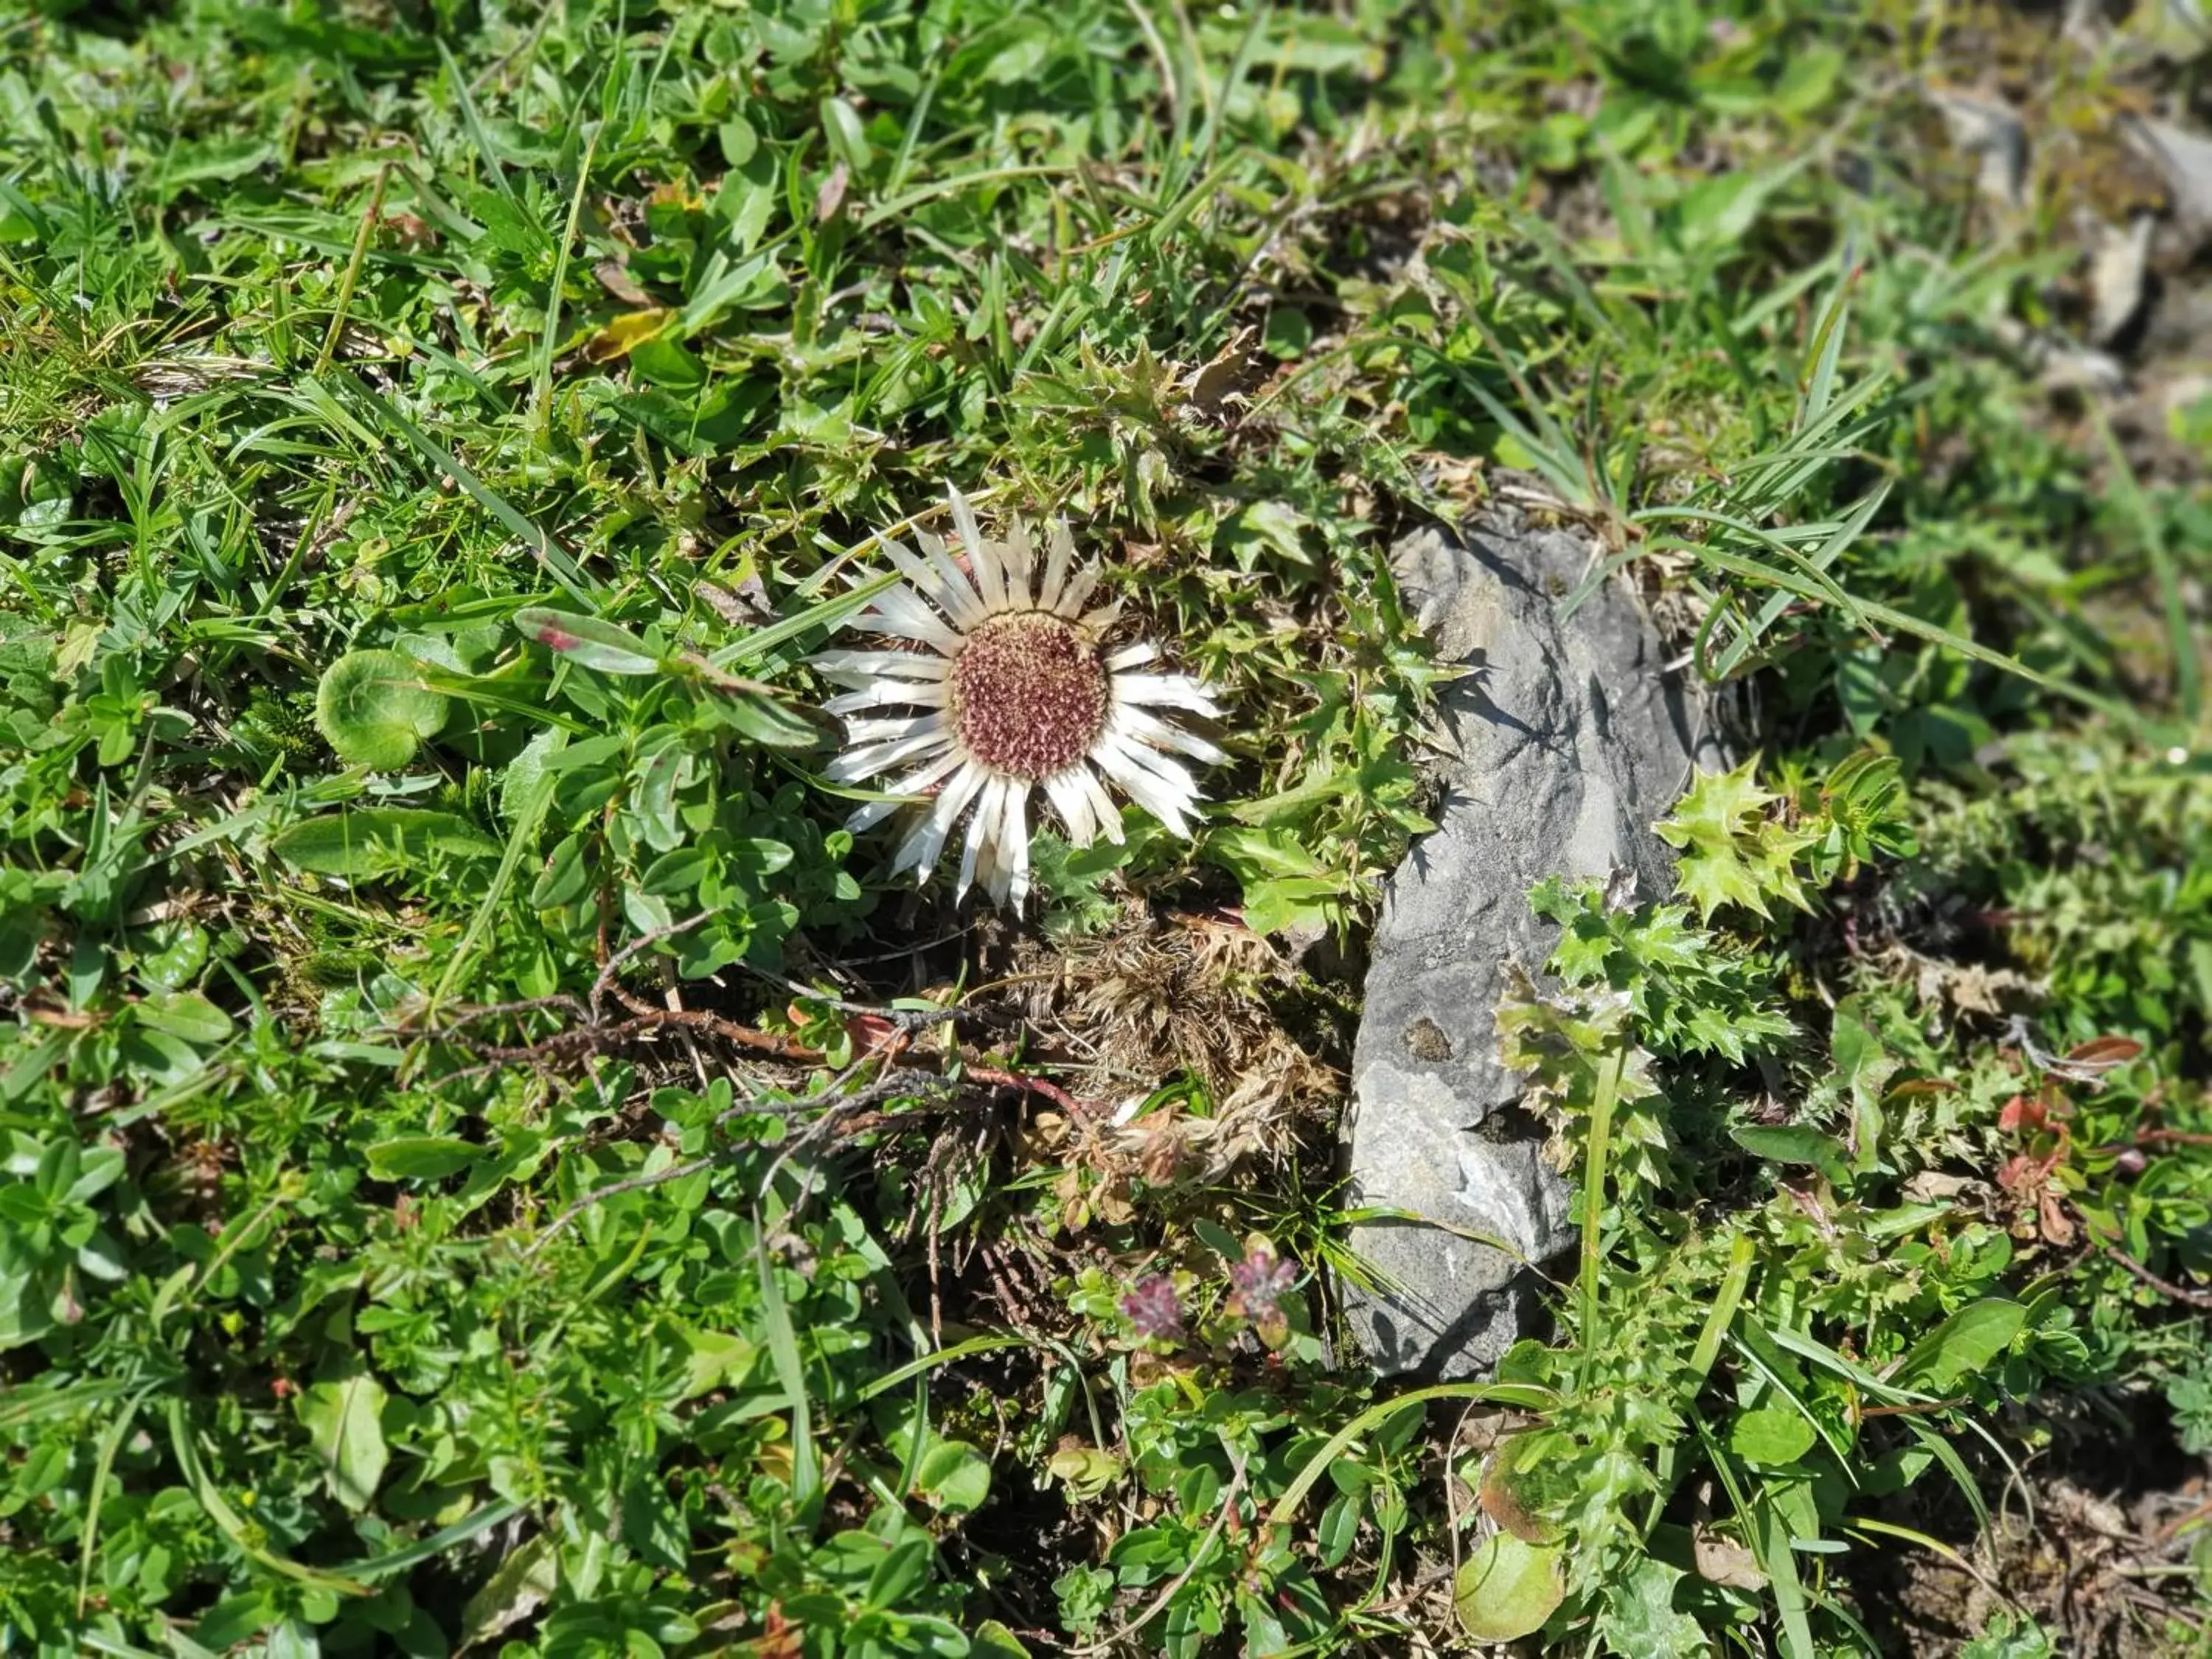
[2,1,2210,1656]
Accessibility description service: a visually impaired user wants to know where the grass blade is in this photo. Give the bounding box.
[2095,409,2202,723]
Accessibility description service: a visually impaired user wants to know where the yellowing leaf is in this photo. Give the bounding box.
[1046,1443,1124,1500]
[581,307,675,364]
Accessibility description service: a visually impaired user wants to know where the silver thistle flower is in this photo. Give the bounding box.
[814,484,1223,909]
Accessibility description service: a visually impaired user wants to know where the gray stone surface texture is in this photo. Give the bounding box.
[1343,512,1717,1377]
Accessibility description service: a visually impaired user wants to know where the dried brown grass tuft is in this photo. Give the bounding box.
[1005,902,1342,1183]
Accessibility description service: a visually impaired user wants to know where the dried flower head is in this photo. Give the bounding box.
[815,484,1223,909]
[1121,1273,1185,1342]
[1226,1245,1298,1340]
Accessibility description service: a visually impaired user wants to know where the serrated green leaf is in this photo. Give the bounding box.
[1596,1557,1708,1657]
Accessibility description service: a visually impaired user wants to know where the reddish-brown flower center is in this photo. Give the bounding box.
[947,612,1109,779]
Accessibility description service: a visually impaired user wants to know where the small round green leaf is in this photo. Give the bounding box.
[314,649,448,770]
[914,1439,991,1514]
[1454,1532,1564,1643]
[1728,1404,1818,1468]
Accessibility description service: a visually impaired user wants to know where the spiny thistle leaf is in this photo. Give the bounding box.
[1654,757,1822,922]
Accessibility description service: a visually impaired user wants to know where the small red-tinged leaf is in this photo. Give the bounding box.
[753,1605,804,1659]
[1998,1095,2042,1135]
[1478,1433,1564,1545]
[513,608,660,675]
[780,1006,908,1062]
[843,1013,904,1059]
[1997,1148,2062,1196]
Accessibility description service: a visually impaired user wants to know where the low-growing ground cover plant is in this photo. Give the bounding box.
[1,1,2207,1656]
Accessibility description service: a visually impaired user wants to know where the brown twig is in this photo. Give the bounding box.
[966,1063,1096,1117]
[524,1150,723,1259]
[604,908,966,1034]
[424,914,1096,1118]
[417,994,590,1029]
[2155,1495,2212,1547]
[2101,1244,2212,1310]
[1860,1398,1969,1419]
[441,1013,802,1082]
[605,986,822,1060]
[590,912,715,1019]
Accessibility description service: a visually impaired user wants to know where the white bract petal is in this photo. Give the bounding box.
[824,679,947,714]
[1000,785,1032,910]
[1002,517,1037,609]
[1054,560,1100,620]
[948,484,1004,611]
[1092,729,1200,836]
[894,757,989,877]
[883,537,984,629]
[1041,765,1098,846]
[1079,598,1124,635]
[956,773,1007,901]
[915,528,987,626]
[1040,521,1077,612]
[860,588,962,652]
[1110,703,1225,764]
[841,712,947,745]
[1074,762,1127,844]
[1111,672,1222,717]
[811,649,951,681]
[846,746,967,831]
[824,729,952,784]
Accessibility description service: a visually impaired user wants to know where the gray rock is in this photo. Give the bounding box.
[1927,88,2027,209]
[2090,213,2157,350]
[2125,115,2212,238]
[1341,515,1717,1377]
